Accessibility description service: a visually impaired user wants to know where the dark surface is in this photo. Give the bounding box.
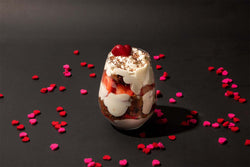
[0,0,250,166]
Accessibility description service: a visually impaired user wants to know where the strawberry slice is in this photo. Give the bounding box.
[116,84,134,96]
[102,72,115,93]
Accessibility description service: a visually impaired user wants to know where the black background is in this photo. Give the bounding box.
[0,0,250,166]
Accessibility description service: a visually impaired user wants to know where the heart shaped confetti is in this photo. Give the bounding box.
[159,76,166,81]
[27,113,35,119]
[217,118,224,124]
[58,127,66,133]
[87,162,96,167]
[73,50,79,55]
[17,124,25,130]
[89,73,96,78]
[146,144,154,150]
[153,55,160,60]
[50,143,59,151]
[80,89,88,95]
[203,121,211,127]
[169,98,176,103]
[152,159,161,166]
[29,119,37,125]
[245,139,250,146]
[218,137,227,144]
[80,62,87,67]
[22,136,30,142]
[208,66,215,71]
[59,86,66,91]
[119,159,128,166]
[212,122,220,128]
[60,121,67,127]
[32,75,39,80]
[40,88,48,93]
[87,64,94,69]
[19,132,28,138]
[0,94,3,98]
[142,148,151,154]
[239,98,246,103]
[52,121,59,126]
[33,110,41,115]
[47,86,54,92]
[228,113,235,119]
[168,135,176,141]
[103,155,111,160]
[176,92,183,97]
[11,120,19,126]
[156,65,162,70]
[230,126,239,132]
[59,111,67,117]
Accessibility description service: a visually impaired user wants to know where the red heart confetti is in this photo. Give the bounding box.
[11,120,19,126]
[56,106,64,112]
[159,54,165,59]
[54,124,61,129]
[222,83,229,88]
[245,139,250,146]
[17,124,25,130]
[139,132,146,138]
[22,136,30,142]
[239,98,246,103]
[234,95,241,101]
[102,155,111,160]
[233,117,240,123]
[152,142,159,149]
[190,110,198,115]
[0,94,3,98]
[180,121,189,126]
[50,84,56,88]
[33,110,41,115]
[73,50,79,55]
[142,148,151,154]
[208,66,215,71]
[217,118,224,124]
[137,144,145,150]
[230,126,239,132]
[168,135,176,141]
[59,111,67,117]
[59,86,66,91]
[87,64,94,69]
[40,88,48,93]
[52,121,59,126]
[89,73,96,78]
[226,90,234,97]
[95,162,102,167]
[60,121,67,126]
[222,121,229,127]
[156,65,162,70]
[32,75,39,80]
[80,62,87,67]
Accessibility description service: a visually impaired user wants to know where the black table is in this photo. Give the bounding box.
[1,0,249,166]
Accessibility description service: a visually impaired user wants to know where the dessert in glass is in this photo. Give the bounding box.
[98,44,155,130]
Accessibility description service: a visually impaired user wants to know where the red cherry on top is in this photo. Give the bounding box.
[111,44,132,57]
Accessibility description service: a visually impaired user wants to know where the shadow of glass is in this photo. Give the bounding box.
[114,105,199,138]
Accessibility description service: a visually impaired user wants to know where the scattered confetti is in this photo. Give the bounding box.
[80,62,87,67]
[73,50,79,55]
[22,136,30,142]
[16,124,25,130]
[231,84,238,89]
[203,121,211,127]
[59,111,67,117]
[89,73,96,78]
[169,98,176,103]
[19,132,28,138]
[217,118,224,124]
[103,155,111,160]
[32,75,39,80]
[168,135,176,141]
[119,159,127,166]
[59,86,66,91]
[208,66,215,71]
[228,113,235,119]
[33,110,41,115]
[230,126,239,132]
[218,137,227,144]
[29,119,37,125]
[11,120,19,126]
[50,143,59,150]
[0,94,3,98]
[27,113,35,119]
[58,127,66,133]
[87,64,94,69]
[176,92,183,98]
[156,65,162,70]
[245,139,250,146]
[212,122,220,128]
[152,159,161,166]
[153,56,160,60]
[137,144,145,150]
[40,88,48,93]
[80,89,88,95]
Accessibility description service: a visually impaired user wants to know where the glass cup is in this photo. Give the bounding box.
[98,45,155,130]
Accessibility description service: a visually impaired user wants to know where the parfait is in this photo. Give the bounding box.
[98,44,155,130]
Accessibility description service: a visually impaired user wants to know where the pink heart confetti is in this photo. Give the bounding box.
[231,84,238,89]
[169,98,176,103]
[63,64,70,69]
[159,76,166,81]
[176,92,183,98]
[189,119,197,125]
[228,113,235,119]
[218,137,227,144]
[222,70,228,76]
[80,89,88,95]
[63,71,72,77]
[47,86,54,92]
[29,119,37,125]
[87,162,95,167]
[84,158,93,164]
[233,92,239,96]
[27,113,35,119]
[58,127,66,133]
[212,122,220,128]
[119,159,127,166]
[228,122,236,128]
[50,143,59,150]
[146,144,154,150]
[153,56,160,60]
[19,132,28,138]
[152,159,161,166]
[157,142,165,149]
[203,121,211,127]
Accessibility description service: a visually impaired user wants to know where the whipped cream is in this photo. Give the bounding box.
[103,92,131,117]
[104,47,154,95]
[142,88,155,114]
